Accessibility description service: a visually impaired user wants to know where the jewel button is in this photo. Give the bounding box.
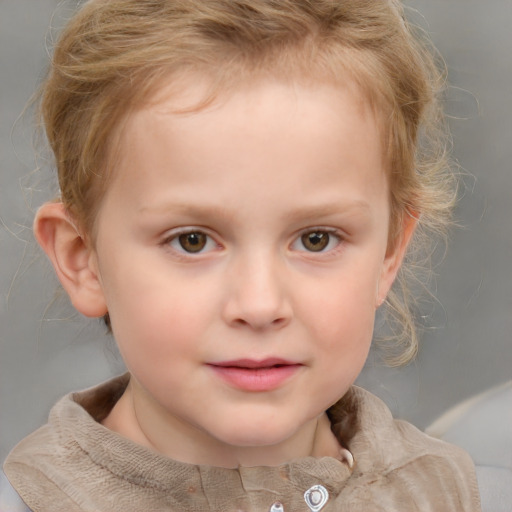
[304,484,329,511]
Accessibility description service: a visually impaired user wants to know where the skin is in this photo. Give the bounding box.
[35,77,414,468]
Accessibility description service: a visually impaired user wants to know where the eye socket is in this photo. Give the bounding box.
[167,230,217,254]
[293,230,342,253]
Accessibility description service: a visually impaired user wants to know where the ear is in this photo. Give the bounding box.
[33,202,108,318]
[376,212,417,308]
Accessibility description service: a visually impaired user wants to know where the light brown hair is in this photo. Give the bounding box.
[40,0,455,364]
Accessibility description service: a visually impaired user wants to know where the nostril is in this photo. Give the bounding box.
[230,315,289,330]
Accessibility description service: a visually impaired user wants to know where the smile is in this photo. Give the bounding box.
[207,358,303,392]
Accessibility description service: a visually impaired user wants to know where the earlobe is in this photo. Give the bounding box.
[376,212,418,308]
[33,202,108,318]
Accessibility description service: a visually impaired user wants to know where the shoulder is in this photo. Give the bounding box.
[0,471,32,512]
[330,386,482,511]
[3,409,88,512]
[3,375,130,512]
[386,418,481,510]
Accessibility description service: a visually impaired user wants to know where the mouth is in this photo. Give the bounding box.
[207,358,303,392]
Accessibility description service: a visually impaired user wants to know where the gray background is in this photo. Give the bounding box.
[1,0,511,462]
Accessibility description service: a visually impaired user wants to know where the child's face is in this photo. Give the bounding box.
[88,77,405,462]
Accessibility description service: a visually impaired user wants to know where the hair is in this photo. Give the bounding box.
[39,0,455,365]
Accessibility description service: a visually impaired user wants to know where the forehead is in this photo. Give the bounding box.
[104,76,387,215]
[119,71,383,161]
[117,74,380,166]
[142,70,390,167]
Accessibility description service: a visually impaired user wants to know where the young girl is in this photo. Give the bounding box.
[3,0,481,510]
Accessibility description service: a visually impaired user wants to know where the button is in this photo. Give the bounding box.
[339,447,354,468]
[304,484,329,511]
[269,502,284,512]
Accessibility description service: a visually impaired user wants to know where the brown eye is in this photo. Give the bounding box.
[178,232,207,253]
[301,231,330,252]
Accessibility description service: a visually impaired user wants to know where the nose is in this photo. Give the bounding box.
[222,252,292,331]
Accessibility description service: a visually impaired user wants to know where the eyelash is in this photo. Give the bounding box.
[161,227,344,257]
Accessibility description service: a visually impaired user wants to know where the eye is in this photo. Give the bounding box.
[293,229,342,253]
[167,230,218,254]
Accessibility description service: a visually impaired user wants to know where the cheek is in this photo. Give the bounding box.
[105,271,217,358]
[296,266,379,392]
[299,268,379,338]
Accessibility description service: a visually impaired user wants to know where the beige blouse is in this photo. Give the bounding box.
[4,374,481,511]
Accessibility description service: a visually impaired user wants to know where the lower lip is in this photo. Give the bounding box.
[208,364,301,392]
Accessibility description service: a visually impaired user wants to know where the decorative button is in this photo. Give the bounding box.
[304,484,329,511]
[339,447,354,468]
[269,502,284,512]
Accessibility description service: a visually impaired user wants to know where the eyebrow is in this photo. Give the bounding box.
[138,200,371,222]
[282,200,371,222]
[137,202,235,221]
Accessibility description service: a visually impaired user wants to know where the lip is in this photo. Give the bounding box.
[207,358,303,392]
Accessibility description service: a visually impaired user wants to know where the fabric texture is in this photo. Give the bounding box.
[4,374,481,512]
[0,470,32,512]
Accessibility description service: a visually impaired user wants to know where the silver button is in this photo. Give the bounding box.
[269,502,284,512]
[304,484,329,511]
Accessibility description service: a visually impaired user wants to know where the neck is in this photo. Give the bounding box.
[102,379,342,468]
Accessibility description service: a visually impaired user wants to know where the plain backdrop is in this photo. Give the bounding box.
[1,0,511,462]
